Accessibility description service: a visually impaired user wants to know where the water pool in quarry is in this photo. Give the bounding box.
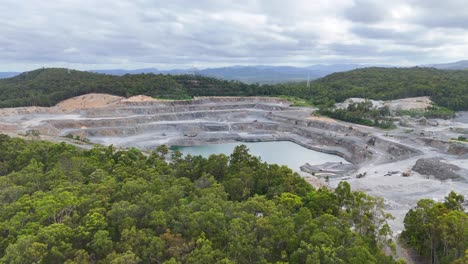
[172,141,348,171]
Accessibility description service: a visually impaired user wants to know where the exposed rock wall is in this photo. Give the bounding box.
[85,103,286,117]
[420,138,468,155]
[448,143,468,155]
[412,158,464,180]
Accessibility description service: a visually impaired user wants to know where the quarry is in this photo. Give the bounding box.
[0,93,467,232]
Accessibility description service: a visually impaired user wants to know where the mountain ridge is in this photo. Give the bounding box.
[421,60,468,70]
[90,64,370,83]
[2,60,467,82]
[0,64,370,83]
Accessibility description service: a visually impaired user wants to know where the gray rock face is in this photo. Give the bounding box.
[427,120,439,127]
[417,117,428,125]
[448,143,468,155]
[417,118,438,126]
[398,116,412,127]
[300,162,358,176]
[0,96,422,167]
[412,158,462,180]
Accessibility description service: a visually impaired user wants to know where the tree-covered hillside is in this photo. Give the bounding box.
[1,67,468,111]
[0,68,180,107]
[0,135,399,263]
[269,67,468,111]
[0,68,257,108]
[309,67,468,111]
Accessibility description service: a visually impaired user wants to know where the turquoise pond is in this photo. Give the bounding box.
[172,141,348,171]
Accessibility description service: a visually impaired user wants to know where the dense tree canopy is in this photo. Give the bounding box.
[307,67,468,111]
[1,67,467,110]
[401,192,468,264]
[0,68,264,108]
[0,69,189,107]
[0,135,398,263]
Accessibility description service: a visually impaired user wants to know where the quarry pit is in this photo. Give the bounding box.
[0,94,467,232]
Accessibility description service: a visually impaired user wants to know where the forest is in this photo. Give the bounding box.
[306,67,468,111]
[0,135,466,263]
[0,135,402,263]
[0,67,467,111]
[401,192,468,264]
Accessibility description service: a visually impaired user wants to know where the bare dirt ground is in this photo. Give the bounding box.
[299,172,327,189]
[56,93,170,110]
[56,93,125,109]
[119,95,159,103]
[385,96,432,112]
[0,122,18,132]
[336,96,433,113]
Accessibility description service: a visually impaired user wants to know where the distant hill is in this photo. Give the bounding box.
[195,65,367,83]
[0,72,19,79]
[90,64,368,84]
[4,61,468,82]
[91,68,162,75]
[197,66,311,84]
[422,60,468,70]
[0,64,383,83]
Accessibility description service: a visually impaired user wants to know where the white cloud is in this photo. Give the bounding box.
[0,0,467,71]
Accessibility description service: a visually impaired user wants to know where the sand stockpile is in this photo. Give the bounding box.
[56,93,124,110]
[56,93,160,109]
[120,95,158,103]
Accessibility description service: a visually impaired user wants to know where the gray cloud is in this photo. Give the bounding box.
[350,26,453,48]
[0,0,467,71]
[344,0,388,23]
[398,0,468,29]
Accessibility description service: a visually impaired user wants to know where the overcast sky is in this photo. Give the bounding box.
[1,0,467,71]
